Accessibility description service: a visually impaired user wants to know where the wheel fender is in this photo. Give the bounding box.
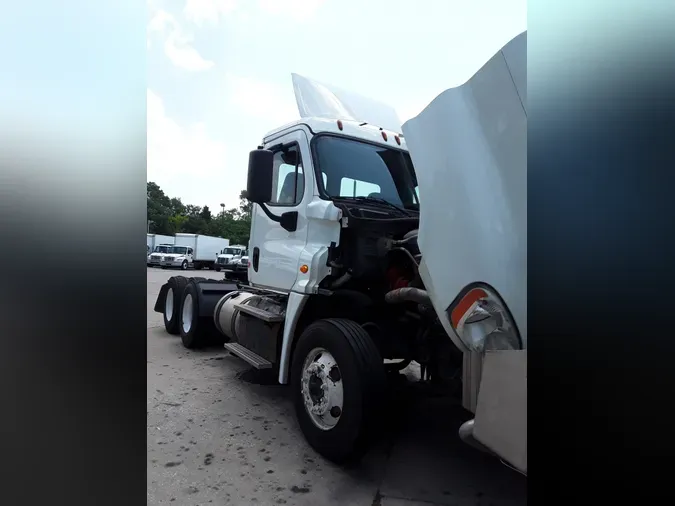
[278,292,310,384]
[194,280,239,318]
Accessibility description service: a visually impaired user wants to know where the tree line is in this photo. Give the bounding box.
[147,182,252,246]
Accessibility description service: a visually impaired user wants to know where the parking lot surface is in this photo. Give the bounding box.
[147,268,527,505]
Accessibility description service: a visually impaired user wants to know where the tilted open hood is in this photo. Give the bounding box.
[291,73,403,133]
[402,31,527,347]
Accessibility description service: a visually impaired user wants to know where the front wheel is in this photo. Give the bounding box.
[290,318,386,464]
[181,260,188,270]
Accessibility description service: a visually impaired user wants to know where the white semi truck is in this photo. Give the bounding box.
[159,233,229,270]
[154,32,526,473]
[214,245,247,272]
[147,234,175,267]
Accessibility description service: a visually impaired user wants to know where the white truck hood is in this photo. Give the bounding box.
[292,73,402,133]
[402,31,527,346]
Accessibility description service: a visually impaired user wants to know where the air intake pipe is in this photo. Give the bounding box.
[384,287,431,306]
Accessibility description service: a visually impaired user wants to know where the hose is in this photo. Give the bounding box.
[384,287,431,306]
[329,270,352,289]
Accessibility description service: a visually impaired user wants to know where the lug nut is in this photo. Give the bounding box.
[330,406,342,418]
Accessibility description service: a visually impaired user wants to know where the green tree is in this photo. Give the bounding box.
[146,181,252,244]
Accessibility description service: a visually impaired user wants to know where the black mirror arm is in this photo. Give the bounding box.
[258,202,282,223]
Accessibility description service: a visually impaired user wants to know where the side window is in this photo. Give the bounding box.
[187,248,193,255]
[269,146,304,206]
[339,177,381,198]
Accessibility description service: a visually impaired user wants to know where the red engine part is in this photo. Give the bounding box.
[386,266,410,290]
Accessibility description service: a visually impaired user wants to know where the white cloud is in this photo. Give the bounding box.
[147,89,226,181]
[257,0,325,21]
[148,8,214,71]
[225,74,299,130]
[184,0,238,26]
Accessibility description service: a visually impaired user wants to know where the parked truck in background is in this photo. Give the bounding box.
[147,234,175,267]
[214,245,247,272]
[154,32,526,473]
[160,233,229,270]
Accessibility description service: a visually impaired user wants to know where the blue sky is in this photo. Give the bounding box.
[147,0,526,213]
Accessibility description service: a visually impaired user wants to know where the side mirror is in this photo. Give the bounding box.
[247,149,274,204]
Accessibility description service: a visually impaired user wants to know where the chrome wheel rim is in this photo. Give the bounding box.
[164,288,174,321]
[182,293,193,333]
[301,347,344,431]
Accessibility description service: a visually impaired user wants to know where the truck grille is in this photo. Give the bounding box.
[150,255,160,261]
[218,258,227,265]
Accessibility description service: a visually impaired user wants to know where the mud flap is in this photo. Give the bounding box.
[153,284,170,313]
[473,350,527,474]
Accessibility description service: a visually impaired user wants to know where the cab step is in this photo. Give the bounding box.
[224,342,272,369]
[234,303,285,323]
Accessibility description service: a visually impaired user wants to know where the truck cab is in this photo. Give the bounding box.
[155,31,526,473]
[148,243,175,267]
[159,245,194,270]
[215,245,247,272]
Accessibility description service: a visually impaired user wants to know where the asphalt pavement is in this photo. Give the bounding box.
[147,267,527,505]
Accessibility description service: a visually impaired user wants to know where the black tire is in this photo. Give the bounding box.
[215,266,221,272]
[181,260,188,270]
[179,280,218,349]
[290,318,386,464]
[163,276,189,335]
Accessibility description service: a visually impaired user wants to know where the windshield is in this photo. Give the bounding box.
[153,245,172,253]
[169,246,188,255]
[221,248,241,255]
[313,135,419,210]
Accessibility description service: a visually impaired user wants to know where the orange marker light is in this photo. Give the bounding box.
[381,131,388,141]
[300,264,309,274]
[394,135,401,145]
[337,120,343,130]
[451,288,488,327]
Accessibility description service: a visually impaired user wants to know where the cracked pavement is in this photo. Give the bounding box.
[147,269,527,505]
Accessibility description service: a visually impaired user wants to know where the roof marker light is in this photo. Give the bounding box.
[394,135,401,145]
[337,120,343,130]
[381,131,388,141]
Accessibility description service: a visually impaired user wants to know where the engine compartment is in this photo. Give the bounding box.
[320,201,463,390]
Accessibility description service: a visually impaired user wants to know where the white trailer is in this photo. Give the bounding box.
[160,233,229,270]
[154,32,526,473]
[147,234,175,266]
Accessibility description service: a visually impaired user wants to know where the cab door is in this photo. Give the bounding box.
[248,129,311,292]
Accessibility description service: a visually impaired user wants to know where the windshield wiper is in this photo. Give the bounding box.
[335,196,413,216]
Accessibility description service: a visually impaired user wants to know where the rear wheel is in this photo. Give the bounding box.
[290,318,386,464]
[163,276,188,334]
[179,279,218,349]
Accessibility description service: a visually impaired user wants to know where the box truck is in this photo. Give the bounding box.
[147,234,175,266]
[159,234,229,270]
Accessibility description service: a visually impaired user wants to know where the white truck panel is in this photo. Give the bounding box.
[401,31,527,347]
[147,234,175,251]
[195,235,229,262]
[292,73,403,134]
[173,233,198,250]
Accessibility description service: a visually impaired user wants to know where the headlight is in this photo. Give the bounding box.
[448,287,522,352]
